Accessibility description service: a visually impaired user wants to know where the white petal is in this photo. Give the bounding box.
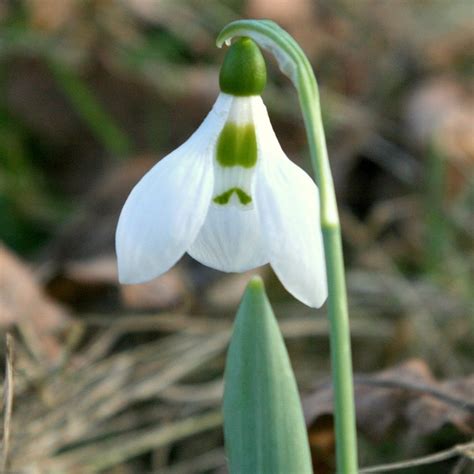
[254,103,327,308]
[188,95,268,273]
[188,203,268,272]
[116,94,233,283]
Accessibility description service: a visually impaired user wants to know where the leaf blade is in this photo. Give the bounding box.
[224,277,313,474]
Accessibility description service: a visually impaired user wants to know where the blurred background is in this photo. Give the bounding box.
[0,0,473,472]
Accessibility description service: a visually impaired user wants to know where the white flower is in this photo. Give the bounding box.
[116,92,327,307]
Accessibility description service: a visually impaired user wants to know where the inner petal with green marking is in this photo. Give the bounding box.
[212,97,259,209]
[212,162,256,208]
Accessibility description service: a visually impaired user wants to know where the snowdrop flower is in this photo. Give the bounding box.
[116,38,327,307]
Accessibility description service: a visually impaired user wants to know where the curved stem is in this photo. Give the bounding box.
[218,20,358,473]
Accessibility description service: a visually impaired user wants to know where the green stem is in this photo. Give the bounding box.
[217,20,358,473]
[323,226,357,473]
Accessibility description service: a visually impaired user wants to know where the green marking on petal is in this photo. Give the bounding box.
[217,122,257,168]
[235,188,252,205]
[213,187,252,205]
[213,189,234,205]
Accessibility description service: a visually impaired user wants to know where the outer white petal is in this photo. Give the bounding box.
[116,94,233,283]
[187,204,268,272]
[254,102,327,308]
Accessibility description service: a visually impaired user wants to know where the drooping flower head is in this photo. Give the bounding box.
[116,38,327,307]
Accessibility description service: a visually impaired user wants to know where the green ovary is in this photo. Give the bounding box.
[219,37,267,96]
[213,187,252,205]
[216,122,257,168]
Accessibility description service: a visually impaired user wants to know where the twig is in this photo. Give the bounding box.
[1,333,14,472]
[82,312,393,339]
[451,457,471,474]
[16,332,229,466]
[156,448,226,474]
[354,376,474,413]
[359,441,474,473]
[159,380,223,404]
[45,410,223,472]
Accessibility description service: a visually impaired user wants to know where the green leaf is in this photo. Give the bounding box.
[48,61,132,158]
[224,276,313,474]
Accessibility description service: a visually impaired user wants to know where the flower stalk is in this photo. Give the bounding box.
[217,20,358,473]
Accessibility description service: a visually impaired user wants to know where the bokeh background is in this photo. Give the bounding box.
[0,0,473,472]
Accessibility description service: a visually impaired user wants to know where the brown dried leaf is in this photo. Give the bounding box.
[120,267,188,310]
[304,359,474,444]
[26,0,78,31]
[0,244,71,363]
[405,78,474,198]
[307,415,336,474]
[406,375,474,437]
[246,0,314,26]
[64,256,118,284]
[204,267,269,310]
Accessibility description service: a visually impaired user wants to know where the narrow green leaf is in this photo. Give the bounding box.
[224,276,313,474]
[48,61,132,157]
